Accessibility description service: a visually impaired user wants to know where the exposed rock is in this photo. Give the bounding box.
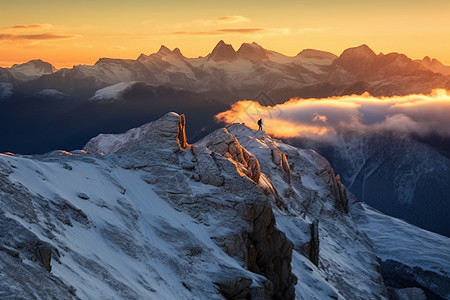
[83,112,185,154]
[62,163,73,170]
[225,124,389,299]
[141,174,157,184]
[190,146,224,187]
[36,243,53,272]
[308,220,320,267]
[197,128,261,184]
[177,114,188,149]
[333,172,349,213]
[215,276,253,300]
[77,192,89,200]
[281,154,291,184]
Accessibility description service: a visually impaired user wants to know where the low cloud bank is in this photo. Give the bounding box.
[215,90,450,141]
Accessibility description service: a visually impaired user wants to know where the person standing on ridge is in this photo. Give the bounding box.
[257,118,263,131]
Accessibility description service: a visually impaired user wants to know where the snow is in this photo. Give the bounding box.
[352,202,450,276]
[225,124,389,299]
[10,60,54,79]
[0,83,14,100]
[90,81,136,102]
[1,117,448,299]
[0,152,245,299]
[36,89,67,97]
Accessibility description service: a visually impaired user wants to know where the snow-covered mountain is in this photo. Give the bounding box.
[291,132,450,238]
[9,59,56,81]
[0,113,448,299]
[90,81,138,103]
[4,41,449,104]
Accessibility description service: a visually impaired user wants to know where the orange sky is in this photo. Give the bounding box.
[1,0,450,69]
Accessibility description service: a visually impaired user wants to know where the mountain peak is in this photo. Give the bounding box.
[171,47,184,59]
[297,49,338,60]
[343,44,377,57]
[208,40,237,62]
[10,59,56,78]
[332,44,378,78]
[422,56,432,64]
[157,45,172,55]
[236,42,269,61]
[83,112,187,154]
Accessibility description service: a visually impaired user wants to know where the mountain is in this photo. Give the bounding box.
[0,67,16,83]
[0,113,448,299]
[297,49,338,60]
[9,59,56,81]
[289,132,450,238]
[208,40,238,62]
[236,42,269,61]
[351,202,450,300]
[420,56,450,76]
[4,42,449,105]
[1,42,449,242]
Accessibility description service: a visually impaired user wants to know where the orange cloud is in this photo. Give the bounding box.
[3,24,44,30]
[173,28,266,36]
[217,16,250,24]
[0,24,77,44]
[0,33,76,41]
[215,90,450,140]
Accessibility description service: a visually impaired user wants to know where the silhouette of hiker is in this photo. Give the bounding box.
[257,118,263,131]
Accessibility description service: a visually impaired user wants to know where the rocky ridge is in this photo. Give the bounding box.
[0,112,448,299]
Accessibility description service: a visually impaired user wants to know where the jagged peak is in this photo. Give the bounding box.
[237,42,269,61]
[422,56,432,63]
[137,53,148,60]
[157,45,172,55]
[171,47,185,59]
[432,58,442,64]
[208,40,237,62]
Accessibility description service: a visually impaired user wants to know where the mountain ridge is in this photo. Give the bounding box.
[0,112,448,299]
[3,41,449,102]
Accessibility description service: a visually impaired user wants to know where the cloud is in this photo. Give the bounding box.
[0,24,77,43]
[215,90,450,141]
[0,32,76,41]
[109,45,127,51]
[313,113,328,123]
[3,24,44,30]
[173,28,266,36]
[217,16,250,24]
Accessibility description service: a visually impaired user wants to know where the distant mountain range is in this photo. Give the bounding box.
[1,41,450,104]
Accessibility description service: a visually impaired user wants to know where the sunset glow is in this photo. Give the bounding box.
[1,0,450,68]
[216,90,450,140]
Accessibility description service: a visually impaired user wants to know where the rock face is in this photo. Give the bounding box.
[0,112,448,299]
[197,128,261,183]
[83,112,185,154]
[308,220,320,267]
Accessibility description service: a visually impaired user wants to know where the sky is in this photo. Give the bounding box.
[1,0,450,68]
